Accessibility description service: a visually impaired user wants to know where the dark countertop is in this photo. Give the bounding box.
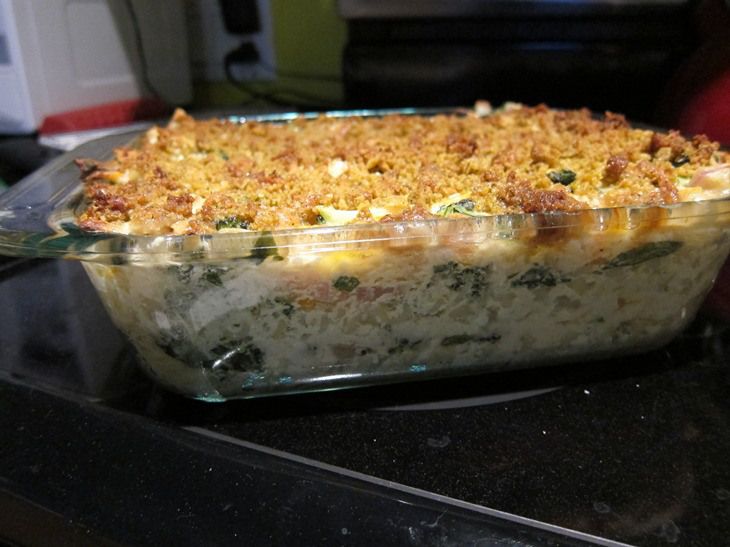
[2,128,730,546]
[1,255,730,547]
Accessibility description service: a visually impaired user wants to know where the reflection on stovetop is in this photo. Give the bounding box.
[2,257,730,546]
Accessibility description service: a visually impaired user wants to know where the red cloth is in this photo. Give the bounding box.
[677,70,730,146]
[39,98,171,135]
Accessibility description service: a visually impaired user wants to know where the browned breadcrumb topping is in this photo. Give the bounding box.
[76,104,729,235]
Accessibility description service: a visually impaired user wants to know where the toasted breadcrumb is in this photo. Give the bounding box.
[76,104,729,235]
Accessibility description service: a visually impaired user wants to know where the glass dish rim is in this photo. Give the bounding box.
[0,106,729,263]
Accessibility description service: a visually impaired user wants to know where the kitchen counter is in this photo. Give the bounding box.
[2,119,730,545]
[1,255,729,546]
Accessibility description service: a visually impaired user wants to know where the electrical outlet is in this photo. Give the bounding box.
[184,0,276,82]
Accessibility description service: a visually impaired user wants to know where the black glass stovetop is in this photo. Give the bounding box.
[1,255,729,546]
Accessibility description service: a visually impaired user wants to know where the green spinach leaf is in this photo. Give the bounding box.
[333,275,360,292]
[547,169,577,185]
[604,241,682,269]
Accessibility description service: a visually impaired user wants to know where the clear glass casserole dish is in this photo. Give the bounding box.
[1,109,730,402]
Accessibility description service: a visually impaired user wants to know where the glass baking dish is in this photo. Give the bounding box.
[1,109,730,402]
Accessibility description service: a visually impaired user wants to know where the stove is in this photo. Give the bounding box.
[339,0,696,123]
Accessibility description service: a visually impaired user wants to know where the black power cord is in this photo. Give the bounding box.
[122,0,166,102]
[224,42,342,110]
[257,60,341,83]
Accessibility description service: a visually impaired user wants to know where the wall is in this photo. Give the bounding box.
[192,0,346,108]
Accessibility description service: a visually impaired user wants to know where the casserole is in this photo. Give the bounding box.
[1,106,729,401]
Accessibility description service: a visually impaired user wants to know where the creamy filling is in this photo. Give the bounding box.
[82,224,730,400]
